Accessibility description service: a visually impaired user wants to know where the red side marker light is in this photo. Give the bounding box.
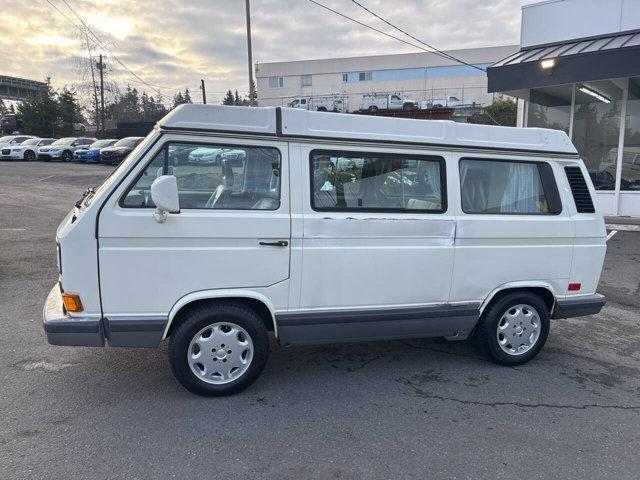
[568,283,581,292]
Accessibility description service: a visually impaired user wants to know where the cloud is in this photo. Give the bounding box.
[1,0,523,105]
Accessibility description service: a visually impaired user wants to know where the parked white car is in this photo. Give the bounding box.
[0,137,55,161]
[43,105,606,397]
[0,134,35,150]
[360,93,417,112]
[38,137,96,162]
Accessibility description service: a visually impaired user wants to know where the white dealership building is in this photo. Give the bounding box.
[256,45,518,111]
[488,0,640,217]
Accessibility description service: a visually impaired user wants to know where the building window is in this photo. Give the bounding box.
[268,76,284,88]
[342,73,348,83]
[527,85,572,135]
[358,71,372,82]
[621,77,640,191]
[301,75,312,87]
[459,159,561,215]
[572,80,623,191]
[310,150,445,212]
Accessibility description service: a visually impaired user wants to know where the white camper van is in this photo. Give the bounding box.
[43,105,606,397]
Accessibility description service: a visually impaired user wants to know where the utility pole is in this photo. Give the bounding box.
[200,79,207,104]
[245,0,256,106]
[97,54,106,132]
[83,33,100,132]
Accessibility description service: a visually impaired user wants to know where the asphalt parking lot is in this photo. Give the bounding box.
[1,161,640,480]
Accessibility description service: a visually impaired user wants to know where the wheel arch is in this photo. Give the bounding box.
[479,282,557,317]
[164,290,278,340]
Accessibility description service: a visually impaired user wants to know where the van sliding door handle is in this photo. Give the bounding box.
[259,240,289,247]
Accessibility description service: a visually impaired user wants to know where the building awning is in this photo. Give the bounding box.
[488,29,640,93]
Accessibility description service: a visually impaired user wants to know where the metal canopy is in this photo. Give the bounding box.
[488,29,640,93]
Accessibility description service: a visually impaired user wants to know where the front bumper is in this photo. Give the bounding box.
[42,284,105,346]
[0,152,22,160]
[552,293,606,319]
[38,152,62,160]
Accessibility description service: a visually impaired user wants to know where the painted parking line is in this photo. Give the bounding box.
[606,230,618,242]
[0,228,26,231]
[605,223,640,232]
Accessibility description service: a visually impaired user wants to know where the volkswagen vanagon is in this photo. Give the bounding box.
[43,105,606,396]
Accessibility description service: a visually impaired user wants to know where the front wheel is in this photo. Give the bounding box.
[475,292,550,366]
[169,303,269,396]
[24,150,36,161]
[61,150,73,162]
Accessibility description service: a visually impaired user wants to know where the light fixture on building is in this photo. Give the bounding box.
[540,58,556,70]
[578,85,611,104]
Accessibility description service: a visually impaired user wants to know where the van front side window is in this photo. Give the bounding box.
[311,151,445,212]
[122,142,281,210]
[459,159,561,215]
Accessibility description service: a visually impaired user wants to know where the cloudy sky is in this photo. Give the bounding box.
[1,0,529,105]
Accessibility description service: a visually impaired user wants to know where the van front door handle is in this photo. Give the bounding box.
[259,240,289,247]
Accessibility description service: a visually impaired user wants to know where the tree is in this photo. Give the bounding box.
[485,99,517,126]
[107,85,143,123]
[173,88,193,108]
[222,90,234,105]
[469,99,517,127]
[234,90,242,106]
[0,99,8,115]
[183,88,192,104]
[57,88,85,133]
[16,83,59,137]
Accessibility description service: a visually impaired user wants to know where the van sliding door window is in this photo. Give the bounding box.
[459,159,562,215]
[121,142,281,210]
[310,150,446,213]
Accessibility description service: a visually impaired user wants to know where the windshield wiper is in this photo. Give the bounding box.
[75,187,95,209]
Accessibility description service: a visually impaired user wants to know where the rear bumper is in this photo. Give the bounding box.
[42,284,105,346]
[553,293,606,319]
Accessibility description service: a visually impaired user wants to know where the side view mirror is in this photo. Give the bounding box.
[150,175,180,223]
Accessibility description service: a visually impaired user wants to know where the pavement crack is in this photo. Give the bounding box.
[397,378,640,411]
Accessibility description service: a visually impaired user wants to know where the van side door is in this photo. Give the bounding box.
[97,135,290,345]
[278,145,465,345]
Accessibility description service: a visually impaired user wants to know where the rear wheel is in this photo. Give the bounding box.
[169,303,269,396]
[475,292,550,365]
[368,105,378,112]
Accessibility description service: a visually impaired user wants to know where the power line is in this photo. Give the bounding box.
[349,0,486,72]
[306,0,432,53]
[58,0,166,95]
[306,0,485,72]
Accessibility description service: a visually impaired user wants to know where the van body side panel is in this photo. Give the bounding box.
[97,134,291,322]
[450,155,575,303]
[565,161,607,296]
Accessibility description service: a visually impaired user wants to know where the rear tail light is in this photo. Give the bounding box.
[568,283,581,292]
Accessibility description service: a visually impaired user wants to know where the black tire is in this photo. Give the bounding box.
[369,105,378,112]
[317,107,327,112]
[475,292,550,366]
[402,103,413,111]
[169,303,269,397]
[61,150,73,162]
[24,150,36,161]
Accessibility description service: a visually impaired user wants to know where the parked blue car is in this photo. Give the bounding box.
[74,139,118,163]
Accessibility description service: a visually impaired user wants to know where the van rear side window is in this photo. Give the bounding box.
[460,159,561,215]
[310,150,445,212]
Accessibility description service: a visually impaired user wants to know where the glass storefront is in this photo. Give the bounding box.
[527,85,572,134]
[572,80,623,191]
[622,77,640,191]
[525,77,640,215]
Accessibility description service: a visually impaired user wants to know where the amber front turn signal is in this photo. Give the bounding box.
[62,293,84,313]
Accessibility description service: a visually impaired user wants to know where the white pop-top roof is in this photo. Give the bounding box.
[159,104,577,155]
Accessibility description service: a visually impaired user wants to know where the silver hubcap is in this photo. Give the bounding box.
[496,304,541,356]
[187,322,253,384]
